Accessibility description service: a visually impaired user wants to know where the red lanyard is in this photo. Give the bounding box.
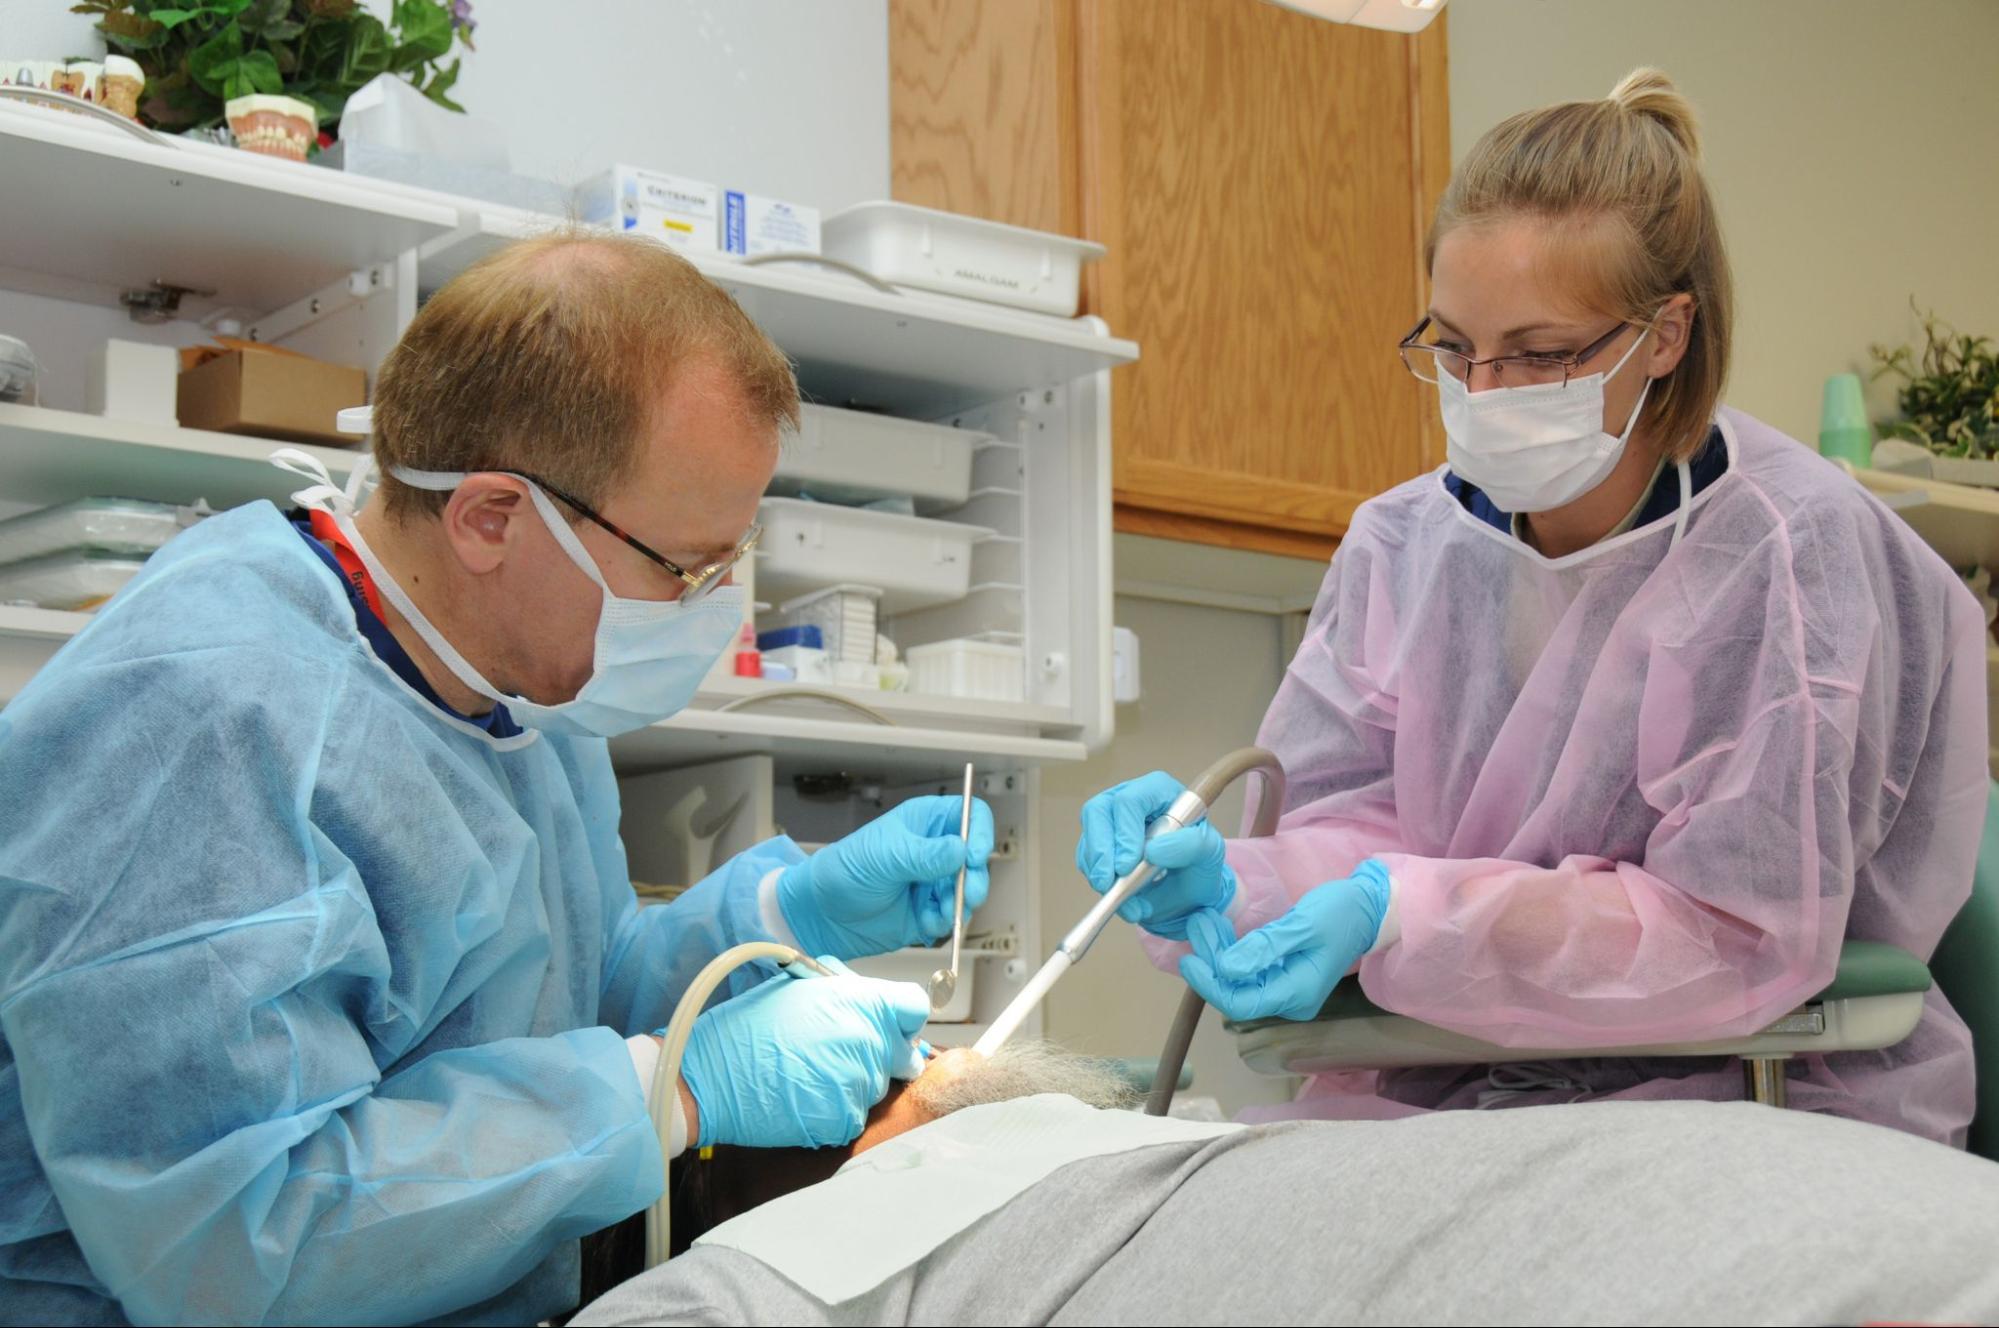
[307,509,385,619]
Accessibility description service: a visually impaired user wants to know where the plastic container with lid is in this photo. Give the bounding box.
[775,584,882,665]
[0,549,148,612]
[0,496,204,566]
[756,499,990,615]
[821,201,1105,317]
[905,638,1026,703]
[768,404,979,512]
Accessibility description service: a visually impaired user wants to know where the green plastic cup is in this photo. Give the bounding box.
[1819,372,1874,467]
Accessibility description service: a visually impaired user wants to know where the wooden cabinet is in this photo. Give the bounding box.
[890,0,1450,559]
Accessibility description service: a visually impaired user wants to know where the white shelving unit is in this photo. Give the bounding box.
[0,100,455,318]
[0,105,1137,1035]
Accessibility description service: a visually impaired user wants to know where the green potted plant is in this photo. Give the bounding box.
[1871,305,1999,487]
[68,0,474,139]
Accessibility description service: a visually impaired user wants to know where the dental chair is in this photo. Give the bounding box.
[1232,783,1999,1162]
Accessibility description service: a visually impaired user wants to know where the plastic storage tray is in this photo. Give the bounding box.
[906,638,1026,703]
[0,549,146,611]
[775,584,882,665]
[768,403,979,512]
[0,496,196,565]
[821,201,1105,318]
[756,498,991,616]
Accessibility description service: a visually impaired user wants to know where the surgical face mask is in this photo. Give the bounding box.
[1438,326,1654,514]
[274,450,742,740]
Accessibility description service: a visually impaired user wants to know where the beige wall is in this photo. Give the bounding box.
[1447,0,1999,443]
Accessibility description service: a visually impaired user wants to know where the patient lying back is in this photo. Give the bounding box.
[576,1044,1999,1328]
[676,1041,1141,1240]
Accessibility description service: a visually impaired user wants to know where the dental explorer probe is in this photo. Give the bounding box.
[928,763,975,1013]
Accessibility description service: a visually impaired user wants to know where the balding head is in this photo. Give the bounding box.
[371,230,798,522]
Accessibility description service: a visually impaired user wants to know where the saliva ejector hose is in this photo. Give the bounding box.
[644,943,834,1270]
[972,747,1286,1114]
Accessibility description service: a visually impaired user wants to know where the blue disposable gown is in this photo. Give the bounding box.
[0,502,805,1325]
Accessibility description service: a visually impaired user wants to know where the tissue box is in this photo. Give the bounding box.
[579,165,719,253]
[723,191,820,257]
[176,344,366,446]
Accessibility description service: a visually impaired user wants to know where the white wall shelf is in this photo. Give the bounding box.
[0,404,358,509]
[0,605,1082,782]
[417,206,1138,418]
[611,704,1084,784]
[0,102,456,319]
[1849,465,1999,572]
[694,674,1072,734]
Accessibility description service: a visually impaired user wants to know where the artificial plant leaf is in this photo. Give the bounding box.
[224,68,251,100]
[424,54,460,96]
[297,84,347,124]
[236,0,285,28]
[188,23,244,94]
[97,10,169,49]
[238,48,283,94]
[306,0,358,18]
[390,0,453,64]
[340,12,393,88]
[145,7,201,26]
[296,21,346,78]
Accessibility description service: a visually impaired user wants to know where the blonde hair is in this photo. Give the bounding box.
[1427,68,1733,462]
[371,230,799,519]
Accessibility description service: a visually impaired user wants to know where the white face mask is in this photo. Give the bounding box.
[273,451,741,740]
[1438,327,1653,514]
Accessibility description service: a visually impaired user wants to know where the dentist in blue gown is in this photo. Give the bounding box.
[0,233,993,1325]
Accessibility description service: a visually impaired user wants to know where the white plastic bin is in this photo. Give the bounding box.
[0,549,147,611]
[905,638,1026,703]
[821,201,1105,317]
[777,584,882,664]
[0,497,200,566]
[756,498,991,615]
[769,404,979,511]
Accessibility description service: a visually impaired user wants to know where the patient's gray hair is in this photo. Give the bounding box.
[908,1041,1138,1117]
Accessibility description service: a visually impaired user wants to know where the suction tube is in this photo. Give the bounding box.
[1144,748,1284,1115]
[645,943,831,1269]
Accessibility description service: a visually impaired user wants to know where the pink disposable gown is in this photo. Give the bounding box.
[1146,410,1988,1145]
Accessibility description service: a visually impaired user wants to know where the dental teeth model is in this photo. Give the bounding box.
[223,94,317,162]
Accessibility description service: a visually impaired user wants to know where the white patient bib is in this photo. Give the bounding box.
[695,1094,1242,1304]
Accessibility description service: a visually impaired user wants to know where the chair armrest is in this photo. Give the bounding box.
[1227,942,1932,1076]
[1230,940,1931,1034]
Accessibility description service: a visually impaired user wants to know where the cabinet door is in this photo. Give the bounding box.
[889,0,1449,559]
[1081,0,1449,555]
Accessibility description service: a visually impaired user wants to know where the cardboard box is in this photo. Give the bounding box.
[577,164,720,253]
[723,191,820,257]
[176,344,366,446]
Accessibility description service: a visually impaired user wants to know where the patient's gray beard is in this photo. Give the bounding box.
[908,1041,1138,1117]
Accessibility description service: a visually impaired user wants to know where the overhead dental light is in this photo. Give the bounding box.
[1266,0,1446,33]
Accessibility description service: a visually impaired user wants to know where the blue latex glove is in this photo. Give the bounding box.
[1179,860,1394,1022]
[777,795,996,960]
[680,958,931,1149]
[1075,771,1235,939]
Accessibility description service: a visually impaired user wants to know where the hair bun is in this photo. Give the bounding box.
[1609,67,1701,158]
